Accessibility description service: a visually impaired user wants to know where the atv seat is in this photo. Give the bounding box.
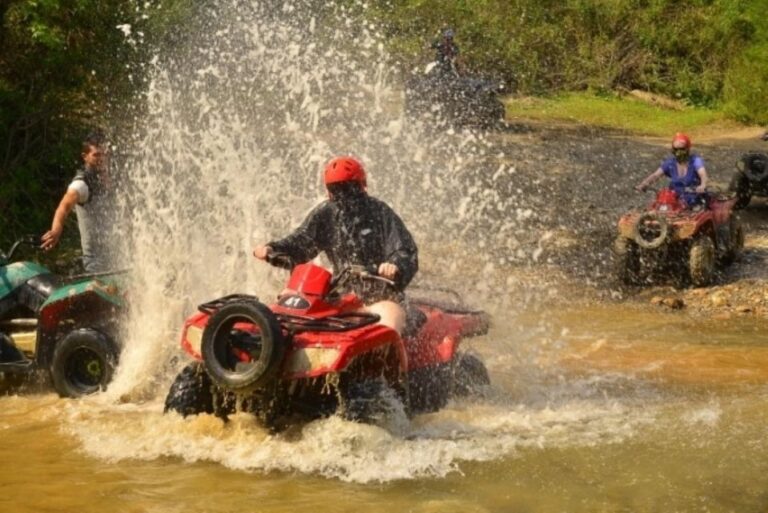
[0,274,60,319]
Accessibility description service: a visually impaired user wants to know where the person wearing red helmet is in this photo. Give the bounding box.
[635,133,709,207]
[253,156,419,334]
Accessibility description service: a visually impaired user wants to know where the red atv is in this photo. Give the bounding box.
[614,188,744,287]
[164,255,491,428]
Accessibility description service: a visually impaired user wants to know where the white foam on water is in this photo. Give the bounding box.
[63,395,657,483]
[57,0,662,482]
[105,0,525,402]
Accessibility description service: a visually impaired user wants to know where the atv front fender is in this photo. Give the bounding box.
[36,280,124,367]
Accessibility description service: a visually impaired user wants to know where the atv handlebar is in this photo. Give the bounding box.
[265,252,396,287]
[345,264,396,287]
[2,235,40,262]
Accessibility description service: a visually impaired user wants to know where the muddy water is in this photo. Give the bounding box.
[2,301,767,513]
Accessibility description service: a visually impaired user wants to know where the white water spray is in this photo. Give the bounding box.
[108,0,521,399]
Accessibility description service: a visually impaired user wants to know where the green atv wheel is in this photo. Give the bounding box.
[50,328,119,398]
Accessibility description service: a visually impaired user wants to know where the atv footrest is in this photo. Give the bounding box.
[0,359,34,373]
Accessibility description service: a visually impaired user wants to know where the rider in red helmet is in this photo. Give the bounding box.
[635,133,709,207]
[253,156,419,335]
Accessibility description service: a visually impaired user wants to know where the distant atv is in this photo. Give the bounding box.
[0,236,125,396]
[614,189,743,287]
[728,152,768,209]
[164,255,491,429]
[404,63,506,127]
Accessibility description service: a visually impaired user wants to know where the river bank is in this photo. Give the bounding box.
[483,116,768,318]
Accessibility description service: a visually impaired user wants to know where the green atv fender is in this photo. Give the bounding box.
[40,278,125,310]
[0,262,51,299]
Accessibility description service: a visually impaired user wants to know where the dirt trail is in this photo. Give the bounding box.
[487,120,768,316]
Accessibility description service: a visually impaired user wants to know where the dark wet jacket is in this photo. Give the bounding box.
[431,39,460,75]
[268,195,419,293]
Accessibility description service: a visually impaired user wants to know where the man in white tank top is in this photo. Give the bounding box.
[41,133,114,272]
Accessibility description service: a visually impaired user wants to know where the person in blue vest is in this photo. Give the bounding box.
[41,132,115,272]
[635,133,710,208]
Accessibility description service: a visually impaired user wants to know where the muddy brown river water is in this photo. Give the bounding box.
[2,298,767,513]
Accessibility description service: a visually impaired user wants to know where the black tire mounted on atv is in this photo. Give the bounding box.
[688,235,716,287]
[452,352,490,397]
[50,328,119,398]
[340,380,401,423]
[201,300,285,393]
[613,236,641,285]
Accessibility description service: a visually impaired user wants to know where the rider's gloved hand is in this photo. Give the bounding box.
[695,185,707,193]
[252,245,272,261]
[634,184,647,193]
[378,262,399,280]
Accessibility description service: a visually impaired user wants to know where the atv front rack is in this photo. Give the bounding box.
[197,294,380,333]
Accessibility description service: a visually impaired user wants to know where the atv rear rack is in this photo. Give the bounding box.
[197,294,380,333]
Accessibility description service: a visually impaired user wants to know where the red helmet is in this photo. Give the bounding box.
[323,156,366,188]
[672,133,691,149]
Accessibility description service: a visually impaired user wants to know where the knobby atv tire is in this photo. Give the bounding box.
[728,172,752,210]
[689,236,716,287]
[50,328,119,398]
[613,236,641,285]
[164,362,214,417]
[742,153,768,183]
[721,215,745,265]
[201,300,285,393]
[452,353,490,397]
[340,380,402,424]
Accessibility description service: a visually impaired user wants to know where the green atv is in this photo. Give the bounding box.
[0,236,125,397]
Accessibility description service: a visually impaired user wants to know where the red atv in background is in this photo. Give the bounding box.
[164,254,491,428]
[613,188,744,287]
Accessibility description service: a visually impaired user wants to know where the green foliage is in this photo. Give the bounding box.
[2,0,767,256]
[722,43,768,124]
[374,0,766,118]
[0,0,195,251]
[503,92,730,136]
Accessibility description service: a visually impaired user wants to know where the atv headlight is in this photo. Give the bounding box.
[185,325,203,355]
[287,347,341,374]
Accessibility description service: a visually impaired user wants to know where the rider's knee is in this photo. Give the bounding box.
[364,300,406,335]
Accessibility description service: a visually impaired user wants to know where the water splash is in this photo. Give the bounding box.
[63,394,653,483]
[108,0,523,400]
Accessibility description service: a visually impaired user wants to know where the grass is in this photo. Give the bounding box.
[502,91,751,138]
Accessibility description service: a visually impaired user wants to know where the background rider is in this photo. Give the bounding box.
[635,133,709,208]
